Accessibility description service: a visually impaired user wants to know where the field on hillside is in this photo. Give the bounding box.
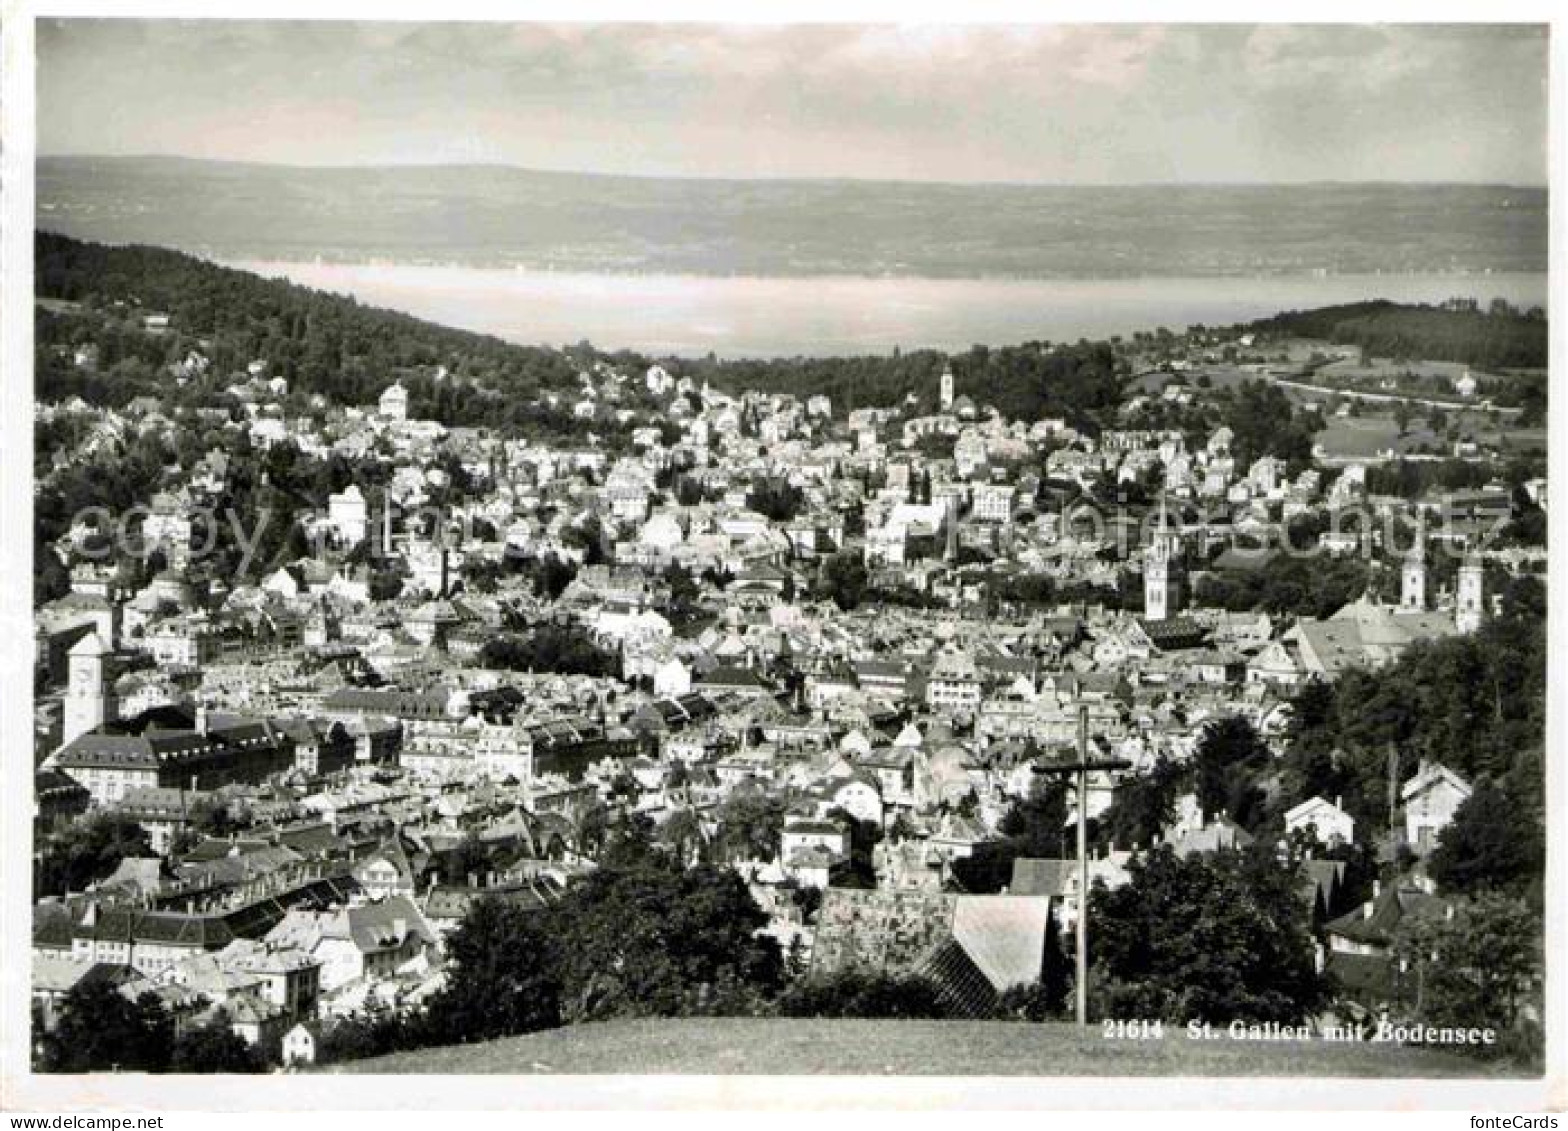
[330,1018,1529,1077]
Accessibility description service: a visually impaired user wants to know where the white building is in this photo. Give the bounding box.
[327,485,369,546]
[1283,795,1356,846]
[972,484,1016,524]
[1402,761,1472,854]
[379,381,409,422]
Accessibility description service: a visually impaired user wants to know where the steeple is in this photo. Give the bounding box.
[63,631,115,745]
[1400,534,1427,611]
[1144,496,1183,621]
[1456,551,1485,633]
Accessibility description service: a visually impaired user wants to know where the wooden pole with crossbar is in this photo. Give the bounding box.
[1031,703,1133,1026]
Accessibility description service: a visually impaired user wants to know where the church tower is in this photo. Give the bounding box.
[1401,539,1427,611]
[63,631,115,745]
[1456,553,1485,633]
[1144,498,1183,621]
[939,367,954,413]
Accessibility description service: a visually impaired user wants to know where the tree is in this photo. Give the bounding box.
[169,796,241,856]
[525,553,578,601]
[1090,846,1326,1025]
[168,1013,268,1073]
[818,550,868,611]
[713,787,786,862]
[1192,716,1269,826]
[1220,380,1321,465]
[1094,755,1185,852]
[316,1003,421,1065]
[778,968,952,1019]
[37,982,172,1073]
[480,625,615,677]
[745,478,804,522]
[549,857,782,1023]
[662,562,700,608]
[951,776,1069,893]
[1428,777,1544,903]
[1391,893,1541,1061]
[656,806,707,867]
[34,812,154,897]
[422,898,562,1044]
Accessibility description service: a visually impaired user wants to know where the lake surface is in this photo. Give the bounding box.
[231,261,1547,358]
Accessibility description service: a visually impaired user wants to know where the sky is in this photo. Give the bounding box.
[36,21,1550,185]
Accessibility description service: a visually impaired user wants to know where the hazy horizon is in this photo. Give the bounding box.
[35,151,1550,190]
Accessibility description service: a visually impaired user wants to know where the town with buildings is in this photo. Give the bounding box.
[28,268,1548,1073]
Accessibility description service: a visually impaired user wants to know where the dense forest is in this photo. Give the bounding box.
[1247,298,1547,370]
[35,232,1135,431]
[35,231,625,440]
[688,340,1130,430]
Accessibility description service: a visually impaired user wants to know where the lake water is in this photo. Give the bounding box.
[231,261,1548,359]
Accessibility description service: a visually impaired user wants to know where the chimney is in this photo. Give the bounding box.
[1362,900,1374,921]
[1313,942,1325,975]
[392,917,407,940]
[1334,795,1342,810]
[1372,878,1381,899]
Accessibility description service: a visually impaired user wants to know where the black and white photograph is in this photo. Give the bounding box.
[0,2,1560,1115]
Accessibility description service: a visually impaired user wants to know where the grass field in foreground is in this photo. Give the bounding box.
[332,1017,1530,1077]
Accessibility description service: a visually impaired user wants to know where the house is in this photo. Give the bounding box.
[925,651,981,717]
[281,1020,320,1067]
[1323,882,1450,1011]
[264,895,438,992]
[1401,761,1472,854]
[1284,795,1355,846]
[1169,814,1254,858]
[1010,853,1132,930]
[780,818,848,863]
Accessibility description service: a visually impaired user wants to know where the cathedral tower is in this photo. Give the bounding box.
[1456,553,1485,633]
[1401,539,1427,611]
[63,631,115,745]
[1144,498,1183,621]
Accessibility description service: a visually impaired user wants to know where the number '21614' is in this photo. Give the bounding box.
[1102,1019,1164,1040]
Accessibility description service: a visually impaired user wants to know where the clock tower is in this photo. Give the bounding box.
[63,631,115,745]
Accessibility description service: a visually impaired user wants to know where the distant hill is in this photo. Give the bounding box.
[1248,299,1547,370]
[37,155,1547,279]
[33,230,607,438]
[327,1015,1518,1077]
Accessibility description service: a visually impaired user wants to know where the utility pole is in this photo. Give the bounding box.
[1032,703,1132,1027]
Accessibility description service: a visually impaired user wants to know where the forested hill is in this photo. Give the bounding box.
[34,231,1130,429]
[35,231,615,436]
[1246,299,1546,370]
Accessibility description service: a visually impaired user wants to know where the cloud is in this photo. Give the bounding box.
[36,21,1548,185]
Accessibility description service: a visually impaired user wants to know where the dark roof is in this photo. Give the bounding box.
[36,770,90,799]
[916,937,999,1019]
[1324,885,1448,949]
[695,665,772,690]
[76,907,238,950]
[1138,617,1209,651]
